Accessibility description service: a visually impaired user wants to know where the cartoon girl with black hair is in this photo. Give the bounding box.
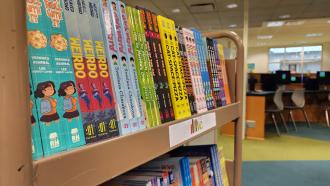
[121,56,127,66]
[30,85,36,125]
[34,81,59,124]
[58,81,80,122]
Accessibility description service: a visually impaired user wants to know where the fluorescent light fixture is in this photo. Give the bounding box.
[257,35,273,40]
[285,20,305,26]
[305,33,323,37]
[257,42,267,46]
[279,14,290,19]
[171,8,180,13]
[264,21,285,27]
[228,24,237,28]
[226,3,238,9]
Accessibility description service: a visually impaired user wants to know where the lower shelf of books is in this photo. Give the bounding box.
[33,102,240,186]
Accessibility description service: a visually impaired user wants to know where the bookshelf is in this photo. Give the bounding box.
[0,0,244,186]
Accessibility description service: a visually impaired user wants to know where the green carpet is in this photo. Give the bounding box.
[217,125,330,186]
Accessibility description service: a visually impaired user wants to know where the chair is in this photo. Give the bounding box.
[265,86,289,136]
[284,89,311,130]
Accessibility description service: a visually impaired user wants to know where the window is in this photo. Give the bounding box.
[268,45,322,73]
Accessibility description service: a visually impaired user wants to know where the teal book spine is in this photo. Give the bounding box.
[26,0,67,156]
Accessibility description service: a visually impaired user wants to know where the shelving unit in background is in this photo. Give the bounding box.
[0,1,244,186]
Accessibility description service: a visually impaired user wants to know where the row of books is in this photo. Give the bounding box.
[102,145,229,186]
[26,0,231,160]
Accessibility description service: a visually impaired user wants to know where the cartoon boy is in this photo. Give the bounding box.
[34,81,59,125]
[58,81,80,122]
[112,54,118,65]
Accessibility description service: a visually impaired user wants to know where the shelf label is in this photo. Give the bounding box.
[169,112,216,147]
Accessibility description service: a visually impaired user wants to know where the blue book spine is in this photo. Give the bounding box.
[180,158,187,186]
[211,145,221,186]
[213,145,224,186]
[186,157,192,186]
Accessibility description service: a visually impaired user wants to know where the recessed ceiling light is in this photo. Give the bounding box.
[257,35,273,40]
[171,8,180,13]
[264,21,285,27]
[305,33,323,37]
[228,24,237,28]
[328,20,330,23]
[226,3,238,9]
[279,14,291,19]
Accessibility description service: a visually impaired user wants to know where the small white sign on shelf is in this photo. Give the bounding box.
[169,112,216,148]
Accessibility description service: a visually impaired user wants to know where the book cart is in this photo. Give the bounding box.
[0,1,244,186]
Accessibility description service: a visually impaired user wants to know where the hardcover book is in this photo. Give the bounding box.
[213,40,227,106]
[217,43,232,105]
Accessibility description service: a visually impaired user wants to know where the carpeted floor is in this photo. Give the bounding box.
[218,124,330,186]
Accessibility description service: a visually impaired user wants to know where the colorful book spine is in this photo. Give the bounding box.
[138,8,175,123]
[203,38,222,107]
[217,43,232,105]
[176,26,197,115]
[191,28,215,110]
[126,7,161,128]
[182,28,207,113]
[29,72,43,160]
[157,15,191,119]
[73,0,113,140]
[63,0,98,143]
[108,0,137,133]
[99,0,131,135]
[117,1,146,131]
[87,0,120,138]
[213,40,227,106]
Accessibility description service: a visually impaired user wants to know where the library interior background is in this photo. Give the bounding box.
[1,0,330,186]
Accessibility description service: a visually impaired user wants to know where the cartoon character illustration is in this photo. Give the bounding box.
[91,83,102,107]
[78,83,91,110]
[58,81,80,122]
[129,57,135,67]
[121,56,127,66]
[30,85,36,125]
[34,81,60,125]
[102,82,113,105]
[112,54,118,65]
[111,1,117,11]
[50,34,68,51]
[27,30,47,49]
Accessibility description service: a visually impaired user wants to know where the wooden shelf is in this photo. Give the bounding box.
[33,103,240,186]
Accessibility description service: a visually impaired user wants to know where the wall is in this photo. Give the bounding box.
[247,42,330,73]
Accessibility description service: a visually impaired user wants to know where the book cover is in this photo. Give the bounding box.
[191,28,215,110]
[213,40,227,107]
[108,0,136,133]
[181,28,207,113]
[157,15,191,120]
[29,71,43,160]
[217,43,232,105]
[203,38,221,107]
[99,0,131,135]
[87,0,120,138]
[27,0,67,156]
[126,7,161,128]
[218,146,230,186]
[72,0,113,140]
[138,8,174,123]
[176,26,197,115]
[118,1,146,131]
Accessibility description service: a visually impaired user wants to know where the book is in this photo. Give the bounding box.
[181,28,207,113]
[157,15,191,120]
[203,38,222,107]
[126,6,161,128]
[138,8,175,123]
[29,71,43,160]
[86,0,120,138]
[27,0,67,156]
[213,40,226,106]
[176,26,196,115]
[218,147,230,186]
[71,0,113,140]
[217,44,232,105]
[98,0,131,135]
[191,29,215,110]
[117,1,146,131]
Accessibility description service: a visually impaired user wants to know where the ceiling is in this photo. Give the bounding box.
[123,0,330,47]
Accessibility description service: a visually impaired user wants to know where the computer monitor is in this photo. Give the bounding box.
[317,71,330,85]
[276,70,291,85]
[261,74,277,91]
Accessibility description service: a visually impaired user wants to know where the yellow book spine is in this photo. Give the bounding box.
[157,16,191,119]
[217,44,231,104]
